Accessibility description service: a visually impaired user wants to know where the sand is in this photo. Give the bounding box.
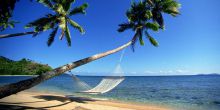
[0,91,171,110]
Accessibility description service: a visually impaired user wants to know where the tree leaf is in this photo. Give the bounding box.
[65,24,71,46]
[145,31,159,47]
[117,23,134,32]
[69,3,88,15]
[152,9,164,29]
[37,0,53,9]
[62,0,75,12]
[47,26,58,46]
[68,19,85,34]
[144,10,153,19]
[131,31,140,52]
[146,22,159,31]
[139,36,144,45]
[25,14,57,32]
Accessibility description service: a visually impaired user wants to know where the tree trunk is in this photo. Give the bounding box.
[0,31,36,39]
[0,41,132,99]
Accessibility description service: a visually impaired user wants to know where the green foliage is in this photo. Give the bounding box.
[151,0,180,28]
[69,3,89,15]
[139,36,145,45]
[68,19,85,34]
[118,0,180,51]
[25,14,57,32]
[117,23,135,32]
[146,22,159,31]
[47,26,58,46]
[0,0,18,31]
[0,56,52,75]
[145,31,159,47]
[26,0,88,46]
[65,22,71,46]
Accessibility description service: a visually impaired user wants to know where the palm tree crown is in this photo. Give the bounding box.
[25,0,88,46]
[118,0,180,51]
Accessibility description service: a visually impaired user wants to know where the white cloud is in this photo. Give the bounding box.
[176,69,188,73]
[144,69,190,75]
[144,70,155,74]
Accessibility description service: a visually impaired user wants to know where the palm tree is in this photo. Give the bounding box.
[0,0,88,46]
[0,0,180,99]
[118,0,180,51]
[0,0,18,31]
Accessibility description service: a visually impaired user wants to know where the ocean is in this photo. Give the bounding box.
[0,74,220,110]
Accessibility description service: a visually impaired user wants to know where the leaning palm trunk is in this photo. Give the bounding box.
[0,31,36,39]
[0,41,132,99]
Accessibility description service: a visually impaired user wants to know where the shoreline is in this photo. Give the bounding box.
[0,91,171,110]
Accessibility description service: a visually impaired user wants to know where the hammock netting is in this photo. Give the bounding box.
[70,49,126,94]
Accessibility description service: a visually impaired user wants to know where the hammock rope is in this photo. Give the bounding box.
[70,49,126,94]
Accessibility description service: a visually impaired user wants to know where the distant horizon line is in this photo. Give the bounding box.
[0,73,219,77]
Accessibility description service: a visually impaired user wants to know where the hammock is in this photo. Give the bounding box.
[70,49,126,94]
[70,74,91,91]
[70,75,124,94]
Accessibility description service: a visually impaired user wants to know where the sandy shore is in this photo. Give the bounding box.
[0,91,171,110]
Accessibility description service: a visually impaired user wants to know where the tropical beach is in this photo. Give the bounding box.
[0,91,169,110]
[1,75,220,110]
[1,0,220,110]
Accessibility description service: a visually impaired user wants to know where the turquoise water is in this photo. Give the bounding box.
[0,74,220,110]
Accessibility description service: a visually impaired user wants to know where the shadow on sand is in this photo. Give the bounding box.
[0,95,97,110]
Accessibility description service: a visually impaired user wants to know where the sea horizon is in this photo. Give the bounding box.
[1,73,219,77]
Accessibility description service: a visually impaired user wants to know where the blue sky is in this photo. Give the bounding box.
[0,0,220,76]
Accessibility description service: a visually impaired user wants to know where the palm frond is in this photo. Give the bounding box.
[127,1,151,23]
[145,31,159,47]
[65,24,71,46]
[68,19,85,34]
[144,10,153,19]
[138,30,144,45]
[131,30,141,52]
[117,23,134,32]
[146,22,159,31]
[37,0,53,9]
[126,9,136,22]
[0,0,18,31]
[59,30,65,40]
[160,0,180,9]
[25,14,57,32]
[47,26,58,46]
[51,0,60,3]
[160,0,180,16]
[61,0,75,12]
[53,4,65,14]
[139,35,144,46]
[23,0,87,46]
[163,7,180,16]
[69,3,88,15]
[152,10,164,29]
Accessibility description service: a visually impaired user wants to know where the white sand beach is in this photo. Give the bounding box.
[0,91,170,110]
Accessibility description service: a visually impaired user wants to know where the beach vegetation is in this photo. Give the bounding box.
[0,56,52,75]
[118,0,180,51]
[0,0,88,47]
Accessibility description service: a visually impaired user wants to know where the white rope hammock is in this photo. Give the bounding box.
[70,49,126,94]
[71,75,124,94]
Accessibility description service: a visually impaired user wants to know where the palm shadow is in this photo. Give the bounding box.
[0,94,97,109]
[0,100,47,104]
[34,95,97,103]
[0,103,46,110]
